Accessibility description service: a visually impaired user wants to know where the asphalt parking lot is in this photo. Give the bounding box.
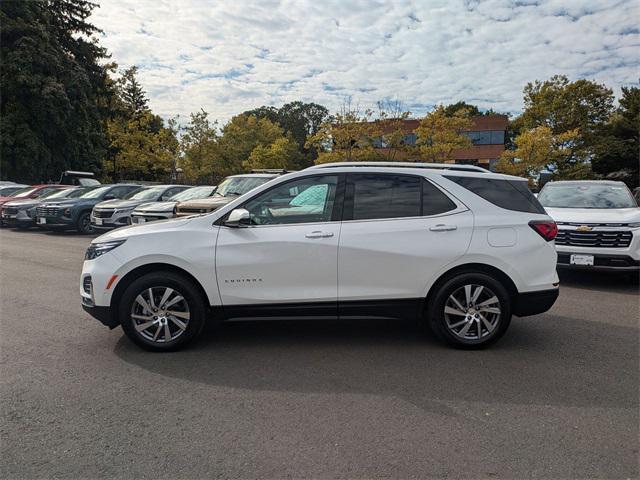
[0,228,638,479]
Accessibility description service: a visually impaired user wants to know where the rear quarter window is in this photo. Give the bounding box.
[445,176,545,214]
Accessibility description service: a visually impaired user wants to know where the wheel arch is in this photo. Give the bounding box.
[424,262,518,313]
[110,263,211,326]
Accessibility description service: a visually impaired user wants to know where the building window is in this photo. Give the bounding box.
[402,133,417,146]
[464,130,505,145]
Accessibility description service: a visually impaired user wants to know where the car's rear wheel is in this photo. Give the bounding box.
[76,212,94,234]
[426,272,512,349]
[119,271,206,351]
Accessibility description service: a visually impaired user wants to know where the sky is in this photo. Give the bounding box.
[90,0,640,123]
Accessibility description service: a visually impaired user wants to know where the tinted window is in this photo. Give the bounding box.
[422,179,457,215]
[348,174,421,220]
[538,183,637,209]
[445,176,545,214]
[242,175,338,225]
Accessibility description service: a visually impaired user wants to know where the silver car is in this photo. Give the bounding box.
[130,185,217,224]
[91,185,190,230]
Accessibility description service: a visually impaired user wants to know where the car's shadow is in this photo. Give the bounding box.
[114,314,638,415]
[558,269,638,294]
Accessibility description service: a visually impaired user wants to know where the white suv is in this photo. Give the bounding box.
[80,162,559,351]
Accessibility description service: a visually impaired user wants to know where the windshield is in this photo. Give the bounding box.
[10,187,39,198]
[538,184,638,209]
[39,188,73,199]
[170,186,216,201]
[127,187,164,201]
[215,177,271,197]
[80,185,112,199]
[0,186,24,196]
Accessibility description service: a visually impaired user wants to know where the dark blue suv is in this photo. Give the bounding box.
[36,184,141,234]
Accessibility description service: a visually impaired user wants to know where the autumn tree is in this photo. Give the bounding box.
[244,136,301,170]
[415,106,473,162]
[307,99,383,164]
[374,100,415,161]
[495,126,584,184]
[180,110,219,183]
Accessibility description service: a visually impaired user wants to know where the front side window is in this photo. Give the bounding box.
[242,175,338,225]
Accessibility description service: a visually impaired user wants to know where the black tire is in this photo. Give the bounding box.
[76,211,94,234]
[119,271,207,351]
[426,272,512,349]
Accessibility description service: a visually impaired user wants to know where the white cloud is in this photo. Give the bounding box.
[90,0,640,122]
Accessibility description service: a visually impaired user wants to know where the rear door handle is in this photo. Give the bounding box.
[305,231,334,238]
[429,224,457,232]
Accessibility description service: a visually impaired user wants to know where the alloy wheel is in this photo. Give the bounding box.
[130,286,191,343]
[443,284,501,341]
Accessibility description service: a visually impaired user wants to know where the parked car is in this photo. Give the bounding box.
[81,162,559,351]
[91,185,191,231]
[538,180,640,271]
[175,173,283,216]
[1,186,91,228]
[0,184,28,197]
[131,185,217,224]
[0,184,69,226]
[37,184,141,234]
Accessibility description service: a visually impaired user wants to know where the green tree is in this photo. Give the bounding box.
[243,101,330,167]
[520,75,614,164]
[216,114,286,179]
[307,99,382,164]
[591,85,640,187]
[244,136,301,170]
[180,110,219,183]
[1,0,111,182]
[118,66,149,117]
[495,126,584,184]
[415,106,473,162]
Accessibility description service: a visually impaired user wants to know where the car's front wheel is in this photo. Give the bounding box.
[76,212,94,234]
[119,271,207,351]
[426,272,512,349]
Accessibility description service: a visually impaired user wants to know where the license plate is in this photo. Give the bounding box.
[38,218,46,224]
[570,254,594,266]
[94,218,102,225]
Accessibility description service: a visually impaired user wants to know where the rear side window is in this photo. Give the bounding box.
[445,176,545,214]
[345,174,457,220]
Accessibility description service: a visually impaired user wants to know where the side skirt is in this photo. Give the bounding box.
[220,299,423,322]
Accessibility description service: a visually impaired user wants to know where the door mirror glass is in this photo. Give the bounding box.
[225,208,251,227]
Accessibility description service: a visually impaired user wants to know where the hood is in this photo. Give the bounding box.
[2,198,41,209]
[94,199,146,210]
[544,207,640,225]
[134,201,177,213]
[179,195,233,208]
[93,216,195,242]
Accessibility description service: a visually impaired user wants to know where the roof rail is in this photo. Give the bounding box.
[249,169,296,174]
[307,162,488,173]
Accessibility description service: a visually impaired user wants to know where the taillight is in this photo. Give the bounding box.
[529,220,558,241]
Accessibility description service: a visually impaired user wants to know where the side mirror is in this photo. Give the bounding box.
[104,194,116,200]
[225,208,251,228]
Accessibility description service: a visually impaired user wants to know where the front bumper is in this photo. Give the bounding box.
[557,252,640,271]
[35,215,74,228]
[513,287,559,317]
[82,303,118,329]
[91,211,132,230]
[1,211,36,227]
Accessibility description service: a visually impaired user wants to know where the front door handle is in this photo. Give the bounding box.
[305,231,334,238]
[429,224,457,232]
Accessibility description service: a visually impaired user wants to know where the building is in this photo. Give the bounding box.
[371,114,509,171]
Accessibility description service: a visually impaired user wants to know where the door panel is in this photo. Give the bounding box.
[216,223,340,307]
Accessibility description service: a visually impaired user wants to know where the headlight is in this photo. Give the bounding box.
[116,207,134,213]
[628,222,640,228]
[85,240,126,260]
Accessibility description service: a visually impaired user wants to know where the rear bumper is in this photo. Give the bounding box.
[557,252,640,271]
[513,288,559,317]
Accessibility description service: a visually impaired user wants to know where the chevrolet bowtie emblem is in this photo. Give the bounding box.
[576,225,593,232]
